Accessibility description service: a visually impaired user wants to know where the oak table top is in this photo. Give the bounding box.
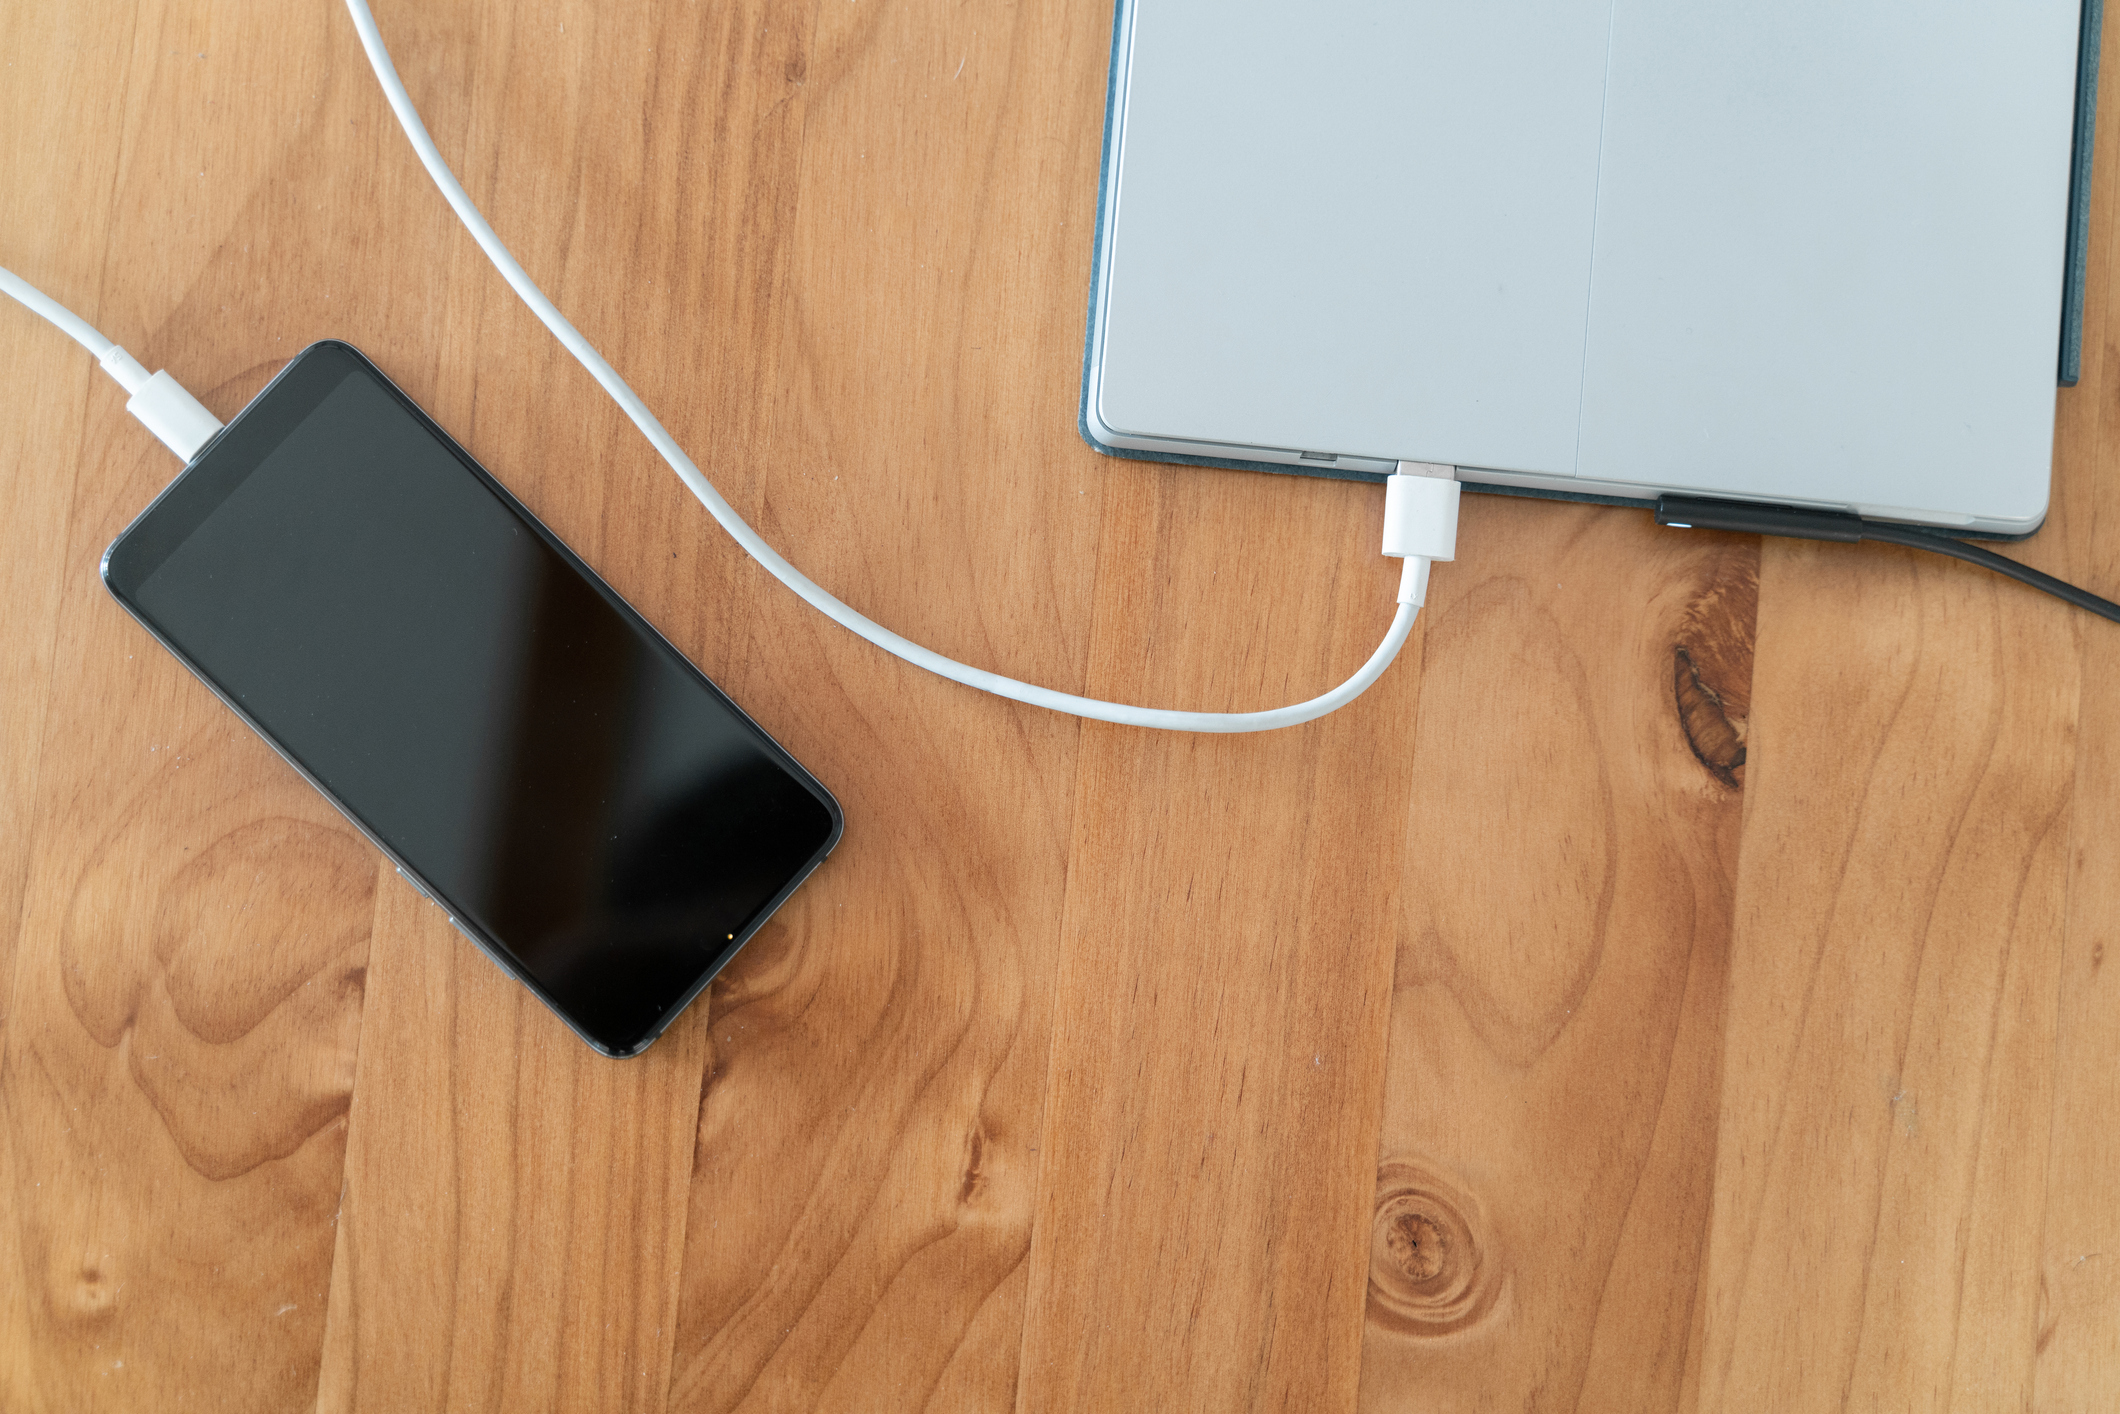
[3,1,2116,1410]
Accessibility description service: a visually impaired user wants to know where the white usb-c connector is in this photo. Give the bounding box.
[101,345,223,462]
[1382,461,1461,608]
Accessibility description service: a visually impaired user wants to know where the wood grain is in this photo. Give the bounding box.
[661,0,1105,1406]
[2033,23,2120,1407]
[1687,494,2082,1413]
[316,887,710,1412]
[0,8,132,1388]
[0,0,119,1035]
[2036,623,2120,1411]
[1020,465,1417,1412]
[1,2,381,1405]
[2,0,2118,1409]
[1359,504,1756,1412]
[1679,20,2120,1410]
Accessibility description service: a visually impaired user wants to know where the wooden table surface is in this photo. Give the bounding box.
[4,1,2117,1409]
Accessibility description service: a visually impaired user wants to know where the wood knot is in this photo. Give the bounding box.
[1671,547,1757,790]
[1386,1211,1448,1281]
[1674,646,1746,788]
[63,1262,119,1321]
[1368,1160,1502,1337]
[958,1126,987,1206]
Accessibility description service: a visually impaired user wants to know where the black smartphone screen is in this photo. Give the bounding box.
[102,342,841,1056]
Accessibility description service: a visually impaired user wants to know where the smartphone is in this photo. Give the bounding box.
[101,341,842,1057]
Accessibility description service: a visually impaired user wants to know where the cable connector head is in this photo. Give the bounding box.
[123,363,223,462]
[1383,463,1459,562]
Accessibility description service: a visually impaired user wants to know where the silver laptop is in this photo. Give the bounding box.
[1082,0,2097,536]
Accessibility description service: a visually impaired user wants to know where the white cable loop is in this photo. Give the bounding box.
[342,0,1420,732]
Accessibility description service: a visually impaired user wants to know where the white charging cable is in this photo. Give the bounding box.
[339,0,1467,732]
[0,266,222,461]
[1,5,1464,732]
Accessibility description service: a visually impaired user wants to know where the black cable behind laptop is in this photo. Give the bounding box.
[1656,495,2120,625]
